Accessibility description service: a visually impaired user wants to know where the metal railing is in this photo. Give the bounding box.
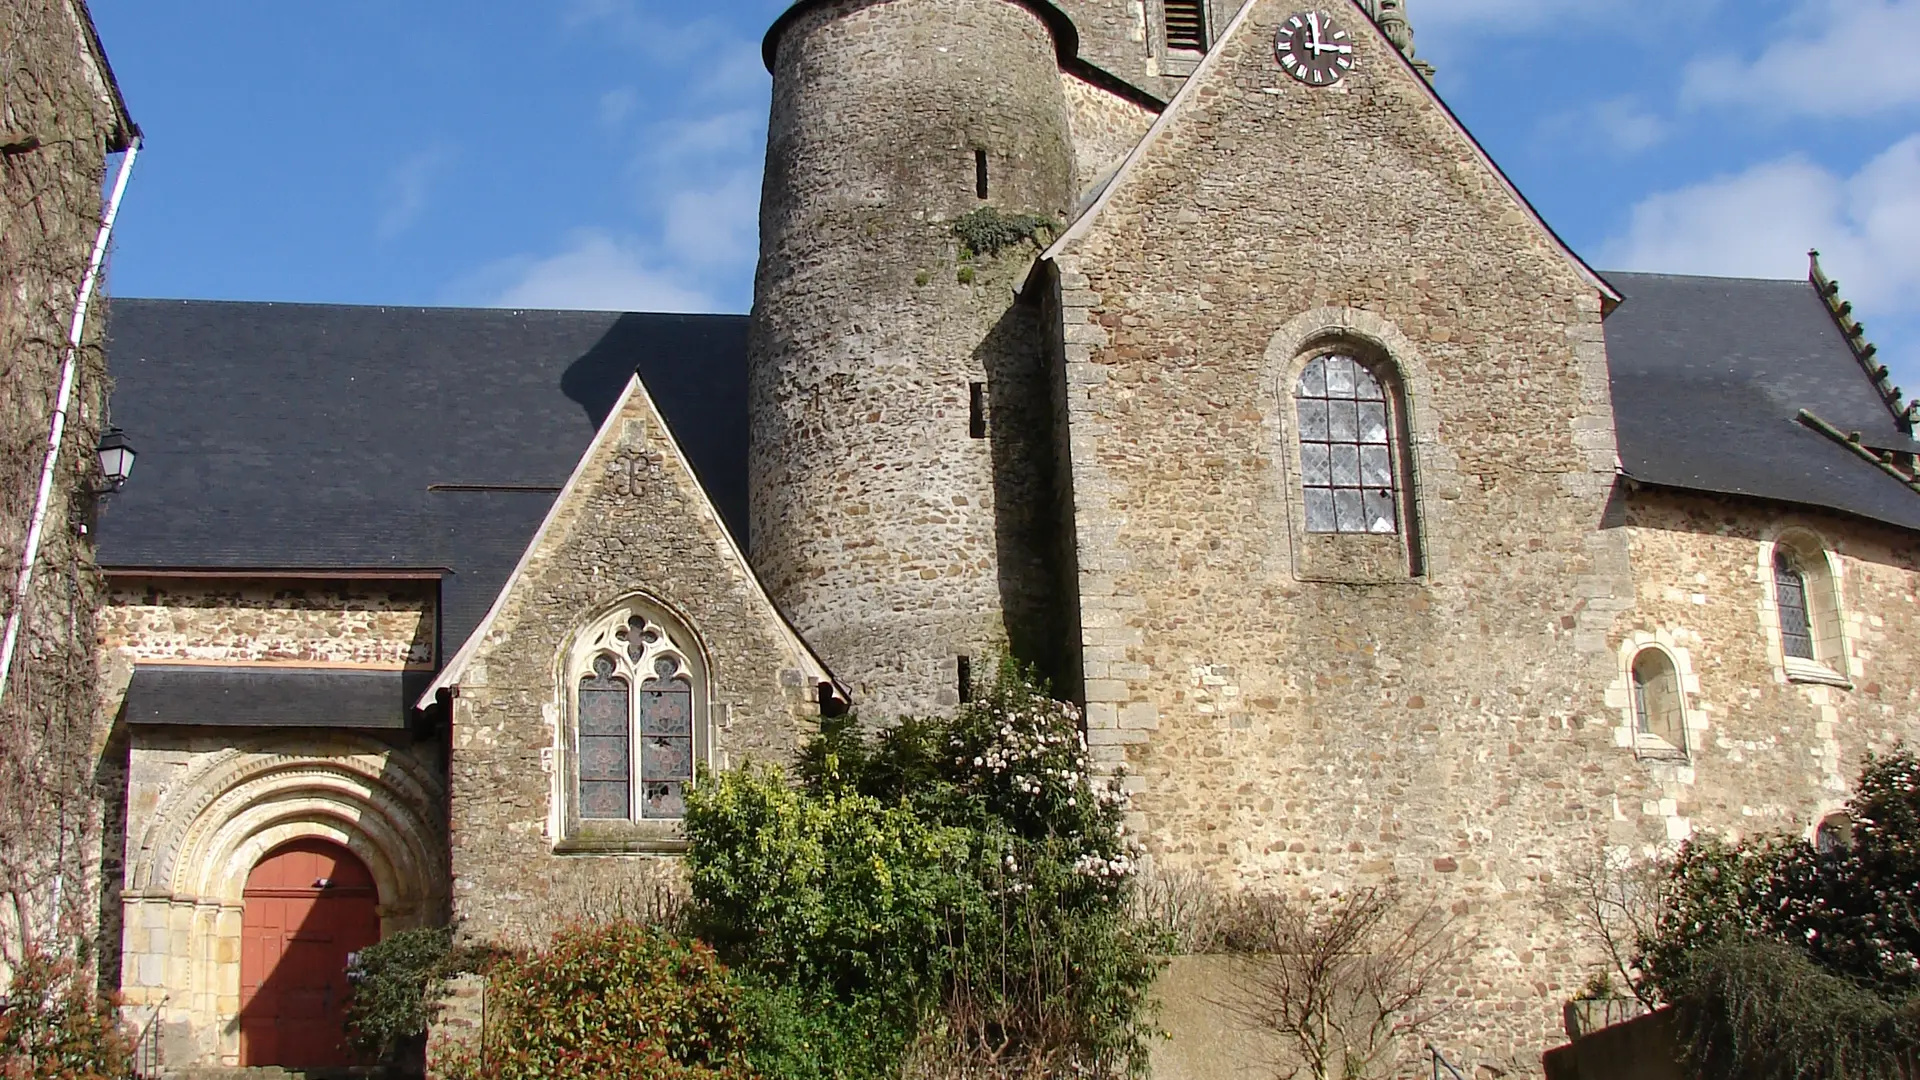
[131,997,168,1079]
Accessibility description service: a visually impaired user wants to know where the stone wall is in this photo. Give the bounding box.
[443,379,828,948]
[1046,1,1634,1069]
[100,576,436,669]
[748,0,1078,720]
[1062,71,1158,197]
[1616,487,1920,843]
[0,0,127,976]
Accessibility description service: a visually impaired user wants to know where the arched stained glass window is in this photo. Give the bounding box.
[1297,354,1399,535]
[1774,550,1815,660]
[571,607,703,823]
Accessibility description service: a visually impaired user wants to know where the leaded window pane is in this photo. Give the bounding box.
[1363,488,1397,534]
[1304,489,1336,532]
[578,659,631,820]
[638,672,694,820]
[1775,552,1814,660]
[1333,489,1365,533]
[1297,354,1400,535]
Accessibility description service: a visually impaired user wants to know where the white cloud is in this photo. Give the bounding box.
[376,146,452,240]
[1590,98,1669,154]
[1600,134,1920,392]
[1682,0,1920,118]
[483,231,716,313]
[1413,0,1712,33]
[661,169,762,272]
[598,86,638,129]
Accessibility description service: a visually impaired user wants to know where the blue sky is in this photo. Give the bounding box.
[91,0,1920,394]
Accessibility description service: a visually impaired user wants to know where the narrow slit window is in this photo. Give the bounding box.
[1774,550,1815,660]
[975,149,989,200]
[1297,354,1399,535]
[1164,0,1207,51]
[957,654,973,703]
[969,382,987,439]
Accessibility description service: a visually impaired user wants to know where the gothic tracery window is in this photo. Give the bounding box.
[1296,353,1400,535]
[572,606,701,823]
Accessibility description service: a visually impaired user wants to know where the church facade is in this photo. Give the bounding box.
[89,0,1920,1073]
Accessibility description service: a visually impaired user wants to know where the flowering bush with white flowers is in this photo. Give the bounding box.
[1638,748,1920,1080]
[726,658,1167,1078]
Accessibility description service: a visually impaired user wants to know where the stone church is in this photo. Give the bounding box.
[83,0,1920,1073]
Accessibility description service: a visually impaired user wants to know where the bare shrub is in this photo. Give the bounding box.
[1562,845,1668,1009]
[549,861,689,929]
[1224,888,1461,1080]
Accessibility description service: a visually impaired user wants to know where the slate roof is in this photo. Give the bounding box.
[122,665,430,729]
[98,299,750,660]
[1602,272,1920,533]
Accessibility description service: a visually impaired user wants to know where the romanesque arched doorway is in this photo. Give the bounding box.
[238,839,380,1067]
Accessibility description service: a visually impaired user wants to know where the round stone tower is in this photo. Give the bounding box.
[749,0,1078,719]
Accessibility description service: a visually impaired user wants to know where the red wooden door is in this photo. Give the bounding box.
[239,839,380,1067]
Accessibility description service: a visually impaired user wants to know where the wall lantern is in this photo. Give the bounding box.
[96,426,136,490]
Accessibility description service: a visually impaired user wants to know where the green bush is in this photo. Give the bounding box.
[694,659,1164,1079]
[344,926,453,1062]
[951,208,1056,259]
[0,950,133,1080]
[1638,748,1920,1080]
[470,922,756,1080]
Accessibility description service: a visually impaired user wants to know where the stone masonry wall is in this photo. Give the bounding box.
[749,0,1077,720]
[1062,71,1158,197]
[0,0,125,975]
[99,576,436,669]
[1617,487,1920,843]
[447,380,825,948]
[1048,1,1633,1070]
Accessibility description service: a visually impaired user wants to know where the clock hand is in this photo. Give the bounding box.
[1308,11,1323,53]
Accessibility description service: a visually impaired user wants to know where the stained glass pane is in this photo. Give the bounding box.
[1325,355,1356,397]
[1304,489,1336,533]
[641,683,692,736]
[579,685,627,736]
[581,781,629,820]
[643,736,693,781]
[1297,399,1329,441]
[579,736,629,780]
[1333,489,1364,533]
[643,782,686,820]
[1300,443,1331,486]
[1330,445,1360,487]
[1327,401,1358,442]
[1354,368,1385,401]
[1357,403,1388,444]
[1363,488,1397,534]
[1297,358,1327,397]
[1360,445,1393,487]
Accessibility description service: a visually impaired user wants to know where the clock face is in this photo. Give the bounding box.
[1275,10,1354,86]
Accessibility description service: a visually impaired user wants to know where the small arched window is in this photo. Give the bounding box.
[1296,354,1400,535]
[1815,813,1853,855]
[1631,648,1687,757]
[570,603,703,823]
[1770,535,1849,682]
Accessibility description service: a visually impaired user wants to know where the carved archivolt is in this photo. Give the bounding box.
[129,733,446,911]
